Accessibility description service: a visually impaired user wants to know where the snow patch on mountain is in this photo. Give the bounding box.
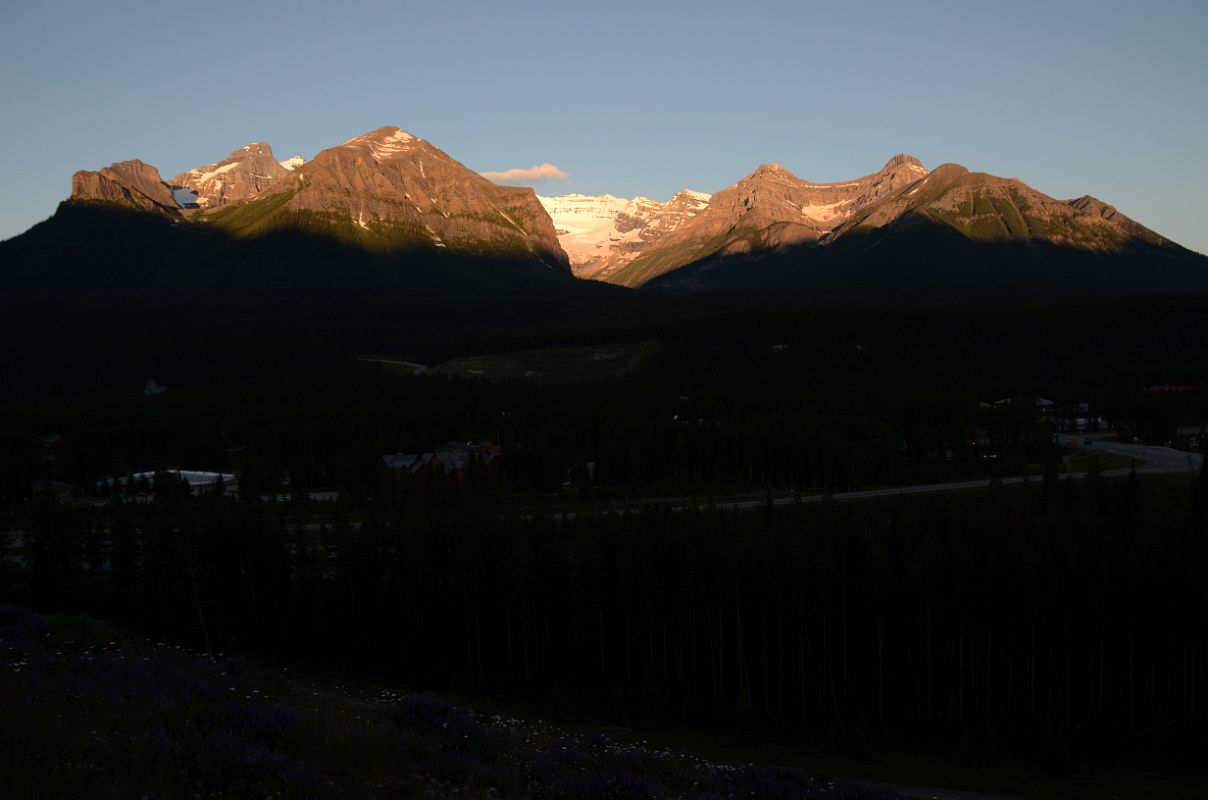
[185,161,240,184]
[172,142,289,209]
[341,127,420,163]
[538,190,711,278]
[800,200,846,223]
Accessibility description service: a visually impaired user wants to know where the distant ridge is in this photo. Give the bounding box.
[4,125,592,299]
[55,125,569,274]
[15,131,1208,293]
[593,156,1207,291]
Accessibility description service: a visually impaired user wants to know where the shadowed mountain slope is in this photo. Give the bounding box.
[0,201,585,300]
[3,126,578,299]
[201,126,568,270]
[11,137,1208,296]
[609,157,1208,291]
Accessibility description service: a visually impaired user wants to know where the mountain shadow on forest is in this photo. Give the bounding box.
[0,201,612,300]
[639,216,1208,292]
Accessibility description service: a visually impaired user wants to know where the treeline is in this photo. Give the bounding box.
[6,295,1208,504]
[0,363,1061,503]
[4,465,1207,761]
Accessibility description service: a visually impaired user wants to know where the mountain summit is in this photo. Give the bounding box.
[198,125,567,269]
[606,154,930,287]
[21,134,1208,293]
[11,126,585,298]
[71,159,181,217]
[595,154,1205,290]
[172,142,291,208]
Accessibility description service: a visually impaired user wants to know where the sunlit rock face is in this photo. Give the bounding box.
[172,142,291,209]
[203,126,569,268]
[599,152,1189,289]
[71,159,181,216]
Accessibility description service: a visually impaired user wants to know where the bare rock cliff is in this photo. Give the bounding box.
[172,142,290,208]
[70,160,180,216]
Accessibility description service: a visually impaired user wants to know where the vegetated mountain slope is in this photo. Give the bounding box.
[202,126,568,269]
[0,606,903,800]
[613,157,1208,291]
[172,141,300,208]
[830,163,1171,249]
[538,189,710,280]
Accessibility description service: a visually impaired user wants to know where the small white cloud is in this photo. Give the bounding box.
[480,162,570,185]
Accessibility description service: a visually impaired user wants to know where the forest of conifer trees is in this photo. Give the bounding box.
[3,292,1208,773]
[4,462,1206,762]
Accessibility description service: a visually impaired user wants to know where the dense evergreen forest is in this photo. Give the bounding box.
[3,289,1208,770]
[4,467,1207,763]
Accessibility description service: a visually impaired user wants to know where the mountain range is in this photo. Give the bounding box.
[540,154,1205,290]
[6,125,1207,294]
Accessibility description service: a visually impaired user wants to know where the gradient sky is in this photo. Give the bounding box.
[1,0,1205,253]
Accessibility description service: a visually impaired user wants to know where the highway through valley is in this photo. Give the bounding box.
[553,437,1203,519]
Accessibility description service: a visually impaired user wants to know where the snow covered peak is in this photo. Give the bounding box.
[340,126,420,162]
[171,141,289,208]
[279,155,306,171]
[539,190,711,279]
[538,193,626,206]
[675,189,712,204]
[538,195,632,261]
[344,126,416,143]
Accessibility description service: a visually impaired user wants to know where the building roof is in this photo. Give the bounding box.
[382,453,420,471]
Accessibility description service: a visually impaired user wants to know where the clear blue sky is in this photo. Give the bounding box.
[1,0,1205,253]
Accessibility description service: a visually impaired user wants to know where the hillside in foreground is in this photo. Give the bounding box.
[0,605,897,800]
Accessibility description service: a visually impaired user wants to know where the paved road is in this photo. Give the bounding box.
[1059,435,1202,476]
[554,439,1202,519]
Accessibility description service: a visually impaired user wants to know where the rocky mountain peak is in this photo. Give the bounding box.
[1067,195,1119,220]
[672,189,712,204]
[70,159,180,216]
[751,163,795,178]
[172,142,290,209]
[882,153,926,171]
[212,127,568,269]
[349,125,416,141]
[339,126,421,162]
